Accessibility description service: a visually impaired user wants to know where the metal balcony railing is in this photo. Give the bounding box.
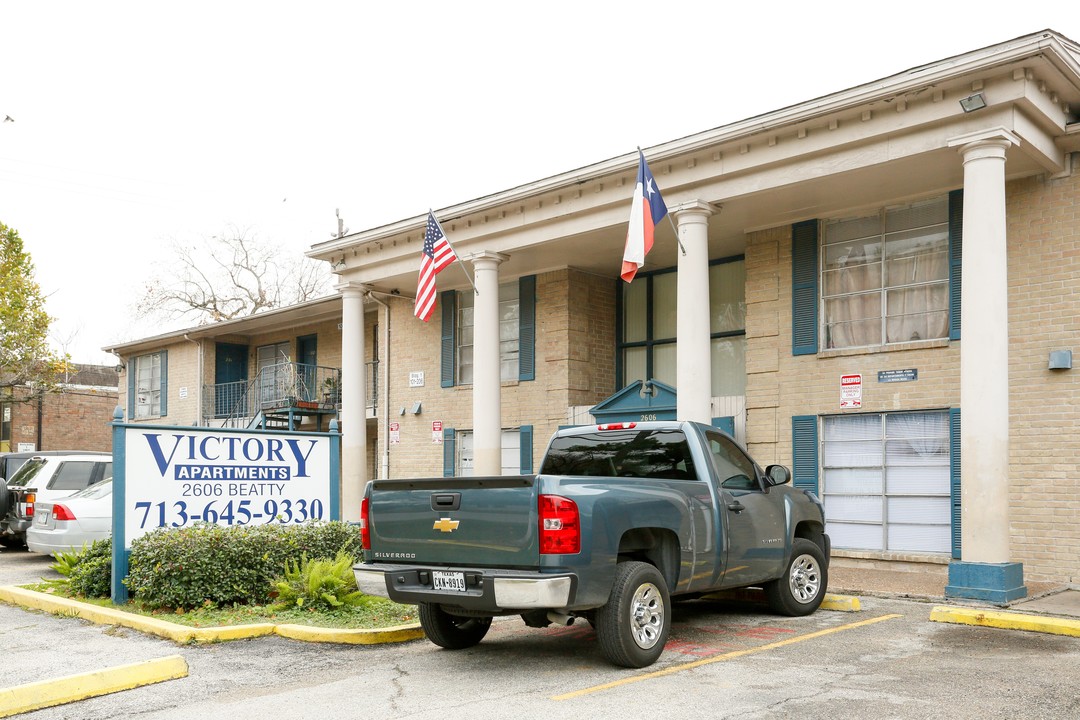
[203,361,377,428]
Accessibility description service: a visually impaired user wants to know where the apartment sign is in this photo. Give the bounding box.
[840,374,862,409]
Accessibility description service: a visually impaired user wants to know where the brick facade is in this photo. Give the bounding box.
[745,171,1080,584]
[2,384,117,453]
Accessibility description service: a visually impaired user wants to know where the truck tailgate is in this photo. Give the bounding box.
[368,475,539,567]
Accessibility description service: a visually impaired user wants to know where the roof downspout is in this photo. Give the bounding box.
[183,334,203,426]
[365,292,391,480]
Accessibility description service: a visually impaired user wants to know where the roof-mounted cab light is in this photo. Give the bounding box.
[597,422,637,431]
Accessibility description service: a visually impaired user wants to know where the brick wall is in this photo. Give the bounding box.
[748,170,1080,583]
[5,385,116,452]
[372,270,617,479]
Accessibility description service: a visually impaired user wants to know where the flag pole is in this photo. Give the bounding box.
[637,147,686,257]
[668,215,686,257]
[430,210,479,295]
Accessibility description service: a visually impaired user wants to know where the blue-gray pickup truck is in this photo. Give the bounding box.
[354,420,830,667]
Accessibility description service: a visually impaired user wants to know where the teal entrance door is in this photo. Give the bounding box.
[214,343,248,417]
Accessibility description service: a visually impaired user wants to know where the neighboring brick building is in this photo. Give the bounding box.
[303,29,1080,600]
[0,364,119,453]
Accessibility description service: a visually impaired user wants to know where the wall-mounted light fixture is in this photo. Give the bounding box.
[332,258,347,271]
[959,92,987,113]
[410,401,423,415]
[115,363,126,374]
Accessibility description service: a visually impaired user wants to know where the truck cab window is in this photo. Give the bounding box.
[706,432,760,491]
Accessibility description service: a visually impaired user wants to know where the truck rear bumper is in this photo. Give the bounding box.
[355,563,575,611]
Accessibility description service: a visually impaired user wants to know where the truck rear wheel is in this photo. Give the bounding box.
[418,603,492,650]
[763,539,827,616]
[595,561,670,668]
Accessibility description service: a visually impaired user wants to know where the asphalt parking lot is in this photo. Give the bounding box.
[3,547,1079,719]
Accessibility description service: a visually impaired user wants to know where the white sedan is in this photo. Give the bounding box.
[26,478,112,555]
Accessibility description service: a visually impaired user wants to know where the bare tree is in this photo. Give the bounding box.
[137,227,332,324]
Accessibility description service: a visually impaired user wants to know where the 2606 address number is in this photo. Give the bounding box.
[132,498,325,529]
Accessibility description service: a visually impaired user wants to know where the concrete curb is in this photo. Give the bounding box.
[929,605,1080,637]
[0,585,422,646]
[0,654,188,718]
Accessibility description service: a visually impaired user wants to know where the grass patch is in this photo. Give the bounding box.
[21,581,417,629]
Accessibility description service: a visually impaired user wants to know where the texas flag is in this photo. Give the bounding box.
[621,149,668,283]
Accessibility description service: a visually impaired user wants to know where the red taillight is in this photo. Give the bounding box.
[51,504,77,521]
[359,497,371,550]
[21,492,36,518]
[598,422,636,430]
[539,494,580,555]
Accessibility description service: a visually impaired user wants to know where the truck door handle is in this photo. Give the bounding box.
[431,493,461,511]
[727,501,745,513]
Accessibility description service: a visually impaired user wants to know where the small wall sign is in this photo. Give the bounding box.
[389,421,400,445]
[432,421,443,444]
[409,371,425,388]
[840,374,862,409]
[878,369,918,383]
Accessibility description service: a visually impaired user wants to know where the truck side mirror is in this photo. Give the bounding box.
[765,464,791,486]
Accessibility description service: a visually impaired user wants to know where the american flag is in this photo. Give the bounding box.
[414,211,458,321]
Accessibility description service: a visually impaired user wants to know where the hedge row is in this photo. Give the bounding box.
[123,521,362,609]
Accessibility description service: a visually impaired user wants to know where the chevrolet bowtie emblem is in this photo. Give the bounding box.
[433,517,460,533]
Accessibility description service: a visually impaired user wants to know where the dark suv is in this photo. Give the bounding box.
[0,452,111,547]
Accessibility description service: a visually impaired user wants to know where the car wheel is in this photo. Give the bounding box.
[595,561,670,668]
[418,603,492,650]
[764,539,828,616]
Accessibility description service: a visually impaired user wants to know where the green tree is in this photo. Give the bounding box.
[0,222,69,391]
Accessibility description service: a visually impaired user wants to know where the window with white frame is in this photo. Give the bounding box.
[821,411,951,553]
[456,429,523,476]
[456,282,519,384]
[822,196,949,349]
[134,353,163,419]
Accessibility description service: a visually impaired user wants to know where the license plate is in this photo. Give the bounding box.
[432,570,466,592]
[36,511,50,526]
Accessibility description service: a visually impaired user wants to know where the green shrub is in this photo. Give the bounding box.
[124,521,361,610]
[273,550,365,611]
[62,538,113,598]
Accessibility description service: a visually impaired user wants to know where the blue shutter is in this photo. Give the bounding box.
[949,408,962,559]
[158,350,168,417]
[126,357,135,420]
[519,275,536,381]
[791,415,819,493]
[791,220,819,355]
[440,290,456,388]
[442,427,456,477]
[949,189,963,341]
[712,416,735,436]
[519,425,534,473]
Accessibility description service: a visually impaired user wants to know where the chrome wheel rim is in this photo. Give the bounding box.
[788,553,821,604]
[629,582,665,649]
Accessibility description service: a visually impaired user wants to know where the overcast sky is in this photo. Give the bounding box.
[1,3,1075,364]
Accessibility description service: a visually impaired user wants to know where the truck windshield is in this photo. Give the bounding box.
[541,429,696,480]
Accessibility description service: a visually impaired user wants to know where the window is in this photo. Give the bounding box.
[49,461,111,491]
[457,429,525,476]
[540,428,693,480]
[457,282,519,384]
[618,257,746,396]
[822,196,949,349]
[442,275,535,387]
[133,351,167,419]
[705,431,759,491]
[821,411,951,553]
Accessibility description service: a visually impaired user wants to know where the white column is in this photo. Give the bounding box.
[948,127,1018,564]
[672,201,715,423]
[469,252,508,476]
[337,282,367,522]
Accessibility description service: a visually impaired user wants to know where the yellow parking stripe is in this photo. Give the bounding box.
[0,655,188,718]
[552,614,901,700]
